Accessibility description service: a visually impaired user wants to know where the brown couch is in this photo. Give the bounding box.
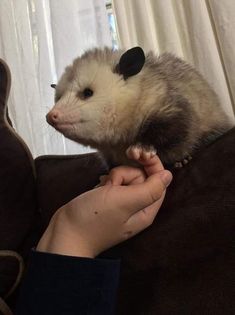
[0,58,234,315]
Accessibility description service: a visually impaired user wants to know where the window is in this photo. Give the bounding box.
[106,1,119,49]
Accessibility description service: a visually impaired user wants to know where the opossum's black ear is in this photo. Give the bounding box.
[116,47,145,80]
[51,84,57,89]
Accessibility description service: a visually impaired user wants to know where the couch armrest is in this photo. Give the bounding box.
[35,152,108,230]
[0,59,38,309]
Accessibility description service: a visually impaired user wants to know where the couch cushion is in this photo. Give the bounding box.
[35,153,108,230]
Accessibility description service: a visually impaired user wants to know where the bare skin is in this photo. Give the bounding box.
[37,147,172,258]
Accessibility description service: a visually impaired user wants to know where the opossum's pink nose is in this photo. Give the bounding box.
[46,109,61,126]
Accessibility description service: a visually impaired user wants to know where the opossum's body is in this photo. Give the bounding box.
[47,47,233,167]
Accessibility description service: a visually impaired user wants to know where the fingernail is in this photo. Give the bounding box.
[160,171,173,187]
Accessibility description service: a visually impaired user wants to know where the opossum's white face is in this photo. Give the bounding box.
[46,47,146,149]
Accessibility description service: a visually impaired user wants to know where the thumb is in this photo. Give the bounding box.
[112,170,173,215]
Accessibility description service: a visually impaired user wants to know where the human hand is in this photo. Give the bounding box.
[37,148,172,258]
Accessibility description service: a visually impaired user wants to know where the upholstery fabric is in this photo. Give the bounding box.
[105,128,235,314]
[0,59,38,311]
[35,153,108,231]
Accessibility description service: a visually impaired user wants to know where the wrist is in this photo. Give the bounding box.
[36,208,95,258]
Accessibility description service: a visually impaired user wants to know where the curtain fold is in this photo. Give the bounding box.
[113,0,235,119]
[0,0,111,157]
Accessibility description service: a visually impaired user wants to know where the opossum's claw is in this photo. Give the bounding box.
[174,161,183,168]
[126,144,157,162]
[174,155,192,168]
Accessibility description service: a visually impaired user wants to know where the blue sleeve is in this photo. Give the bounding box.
[15,250,120,315]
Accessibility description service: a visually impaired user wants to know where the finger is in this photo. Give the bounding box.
[111,170,172,215]
[124,193,166,233]
[126,146,164,176]
[138,154,165,177]
[108,166,146,186]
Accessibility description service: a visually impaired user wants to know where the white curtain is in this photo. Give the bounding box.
[113,0,235,120]
[0,0,112,157]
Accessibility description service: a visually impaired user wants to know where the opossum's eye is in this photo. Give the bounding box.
[80,88,93,99]
[83,88,93,98]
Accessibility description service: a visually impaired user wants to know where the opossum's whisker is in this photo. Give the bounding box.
[68,95,77,110]
[89,64,101,86]
[64,93,105,112]
[66,87,74,108]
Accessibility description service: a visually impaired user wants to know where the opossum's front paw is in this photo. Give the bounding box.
[174,155,192,168]
[126,145,157,162]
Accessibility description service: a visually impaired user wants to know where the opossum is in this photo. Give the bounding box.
[46,47,233,168]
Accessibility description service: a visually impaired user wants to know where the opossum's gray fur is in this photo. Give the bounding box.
[49,47,234,167]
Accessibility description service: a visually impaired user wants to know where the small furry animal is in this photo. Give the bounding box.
[46,47,233,168]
